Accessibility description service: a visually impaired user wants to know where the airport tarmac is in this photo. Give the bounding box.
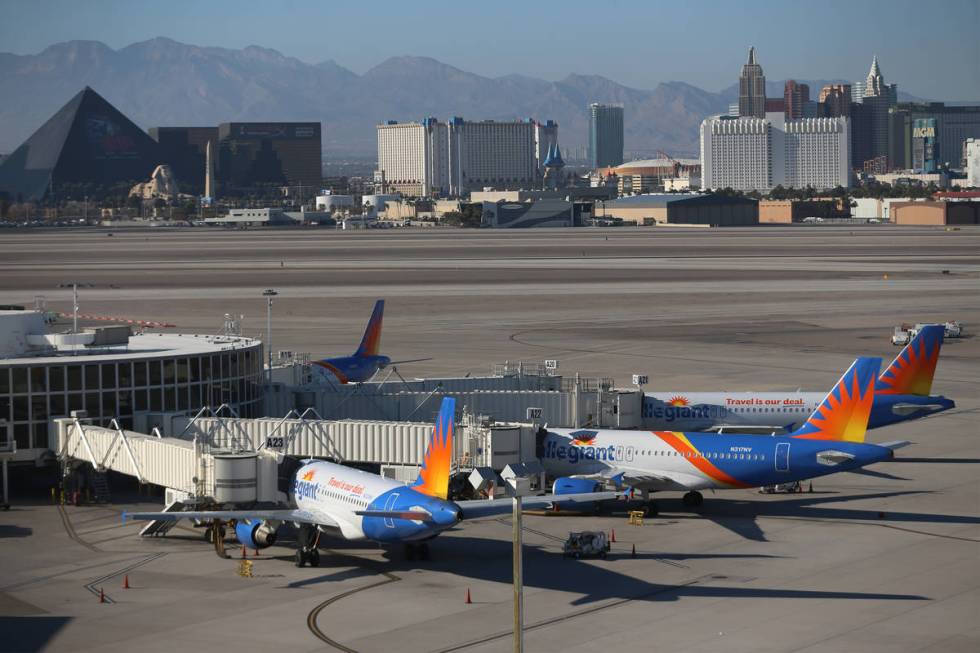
[0,225,978,652]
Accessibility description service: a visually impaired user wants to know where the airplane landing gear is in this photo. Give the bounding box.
[209,520,229,559]
[295,524,320,568]
[682,491,704,508]
[295,548,321,568]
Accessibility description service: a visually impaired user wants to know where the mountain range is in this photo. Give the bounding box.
[0,37,929,160]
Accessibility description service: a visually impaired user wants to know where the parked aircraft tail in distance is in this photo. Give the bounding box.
[876,324,943,396]
[355,299,385,358]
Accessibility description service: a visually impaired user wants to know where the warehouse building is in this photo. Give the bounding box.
[759,199,851,223]
[0,310,263,463]
[595,194,758,226]
[891,201,980,225]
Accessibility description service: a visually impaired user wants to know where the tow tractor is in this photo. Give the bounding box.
[562,531,610,559]
[760,481,803,494]
[892,321,963,345]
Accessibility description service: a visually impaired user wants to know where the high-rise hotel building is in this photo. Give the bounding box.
[377,117,544,197]
[738,47,767,119]
[588,104,624,168]
[701,114,850,192]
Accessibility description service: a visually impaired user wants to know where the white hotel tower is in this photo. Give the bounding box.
[377,117,547,197]
[701,114,850,192]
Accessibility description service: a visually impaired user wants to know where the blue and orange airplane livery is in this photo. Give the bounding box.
[543,357,909,511]
[125,397,616,566]
[311,300,429,384]
[641,325,954,433]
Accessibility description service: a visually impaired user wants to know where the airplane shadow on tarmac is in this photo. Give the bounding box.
[349,533,931,608]
[662,490,980,542]
[0,616,72,653]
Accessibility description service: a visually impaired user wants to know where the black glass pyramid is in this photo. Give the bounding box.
[0,87,161,201]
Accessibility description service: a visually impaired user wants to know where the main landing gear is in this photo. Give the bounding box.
[682,491,704,508]
[294,524,321,568]
[404,542,430,561]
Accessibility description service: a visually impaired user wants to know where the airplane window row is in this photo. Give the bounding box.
[327,489,367,508]
[730,406,812,413]
[639,449,765,461]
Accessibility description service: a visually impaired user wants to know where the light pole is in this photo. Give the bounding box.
[58,283,93,355]
[512,491,524,653]
[262,289,278,385]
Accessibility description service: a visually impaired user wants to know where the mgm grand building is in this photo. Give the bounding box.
[0,311,263,463]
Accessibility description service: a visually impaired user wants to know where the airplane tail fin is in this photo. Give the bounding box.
[791,357,880,443]
[411,398,456,500]
[876,324,944,396]
[354,300,385,357]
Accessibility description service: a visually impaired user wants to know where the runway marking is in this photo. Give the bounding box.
[433,576,713,652]
[306,549,401,652]
[0,554,155,592]
[57,504,100,553]
[83,552,167,604]
[764,516,980,543]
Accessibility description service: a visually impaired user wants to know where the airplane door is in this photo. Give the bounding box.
[775,443,790,472]
[383,492,399,527]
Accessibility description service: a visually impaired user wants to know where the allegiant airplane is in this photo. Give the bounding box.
[125,398,614,566]
[640,325,953,434]
[541,357,909,513]
[311,299,429,384]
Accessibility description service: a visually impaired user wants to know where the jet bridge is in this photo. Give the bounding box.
[52,416,281,506]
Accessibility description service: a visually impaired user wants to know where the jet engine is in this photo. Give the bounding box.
[552,477,604,495]
[549,478,607,513]
[235,519,278,549]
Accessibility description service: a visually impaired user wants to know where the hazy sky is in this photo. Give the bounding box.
[2,0,978,100]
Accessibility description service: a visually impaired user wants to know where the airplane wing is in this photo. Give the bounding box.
[570,466,710,491]
[456,491,621,521]
[122,507,341,529]
[878,440,912,451]
[706,424,789,435]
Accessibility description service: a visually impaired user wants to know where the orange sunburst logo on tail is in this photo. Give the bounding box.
[794,358,879,442]
[668,396,690,407]
[877,325,942,396]
[412,398,455,500]
[301,470,315,481]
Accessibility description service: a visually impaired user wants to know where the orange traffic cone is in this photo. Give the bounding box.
[631,544,636,558]
[610,529,616,543]
[465,588,472,604]
[122,575,129,589]
[99,587,105,603]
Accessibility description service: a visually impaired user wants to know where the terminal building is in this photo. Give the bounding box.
[0,310,263,462]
